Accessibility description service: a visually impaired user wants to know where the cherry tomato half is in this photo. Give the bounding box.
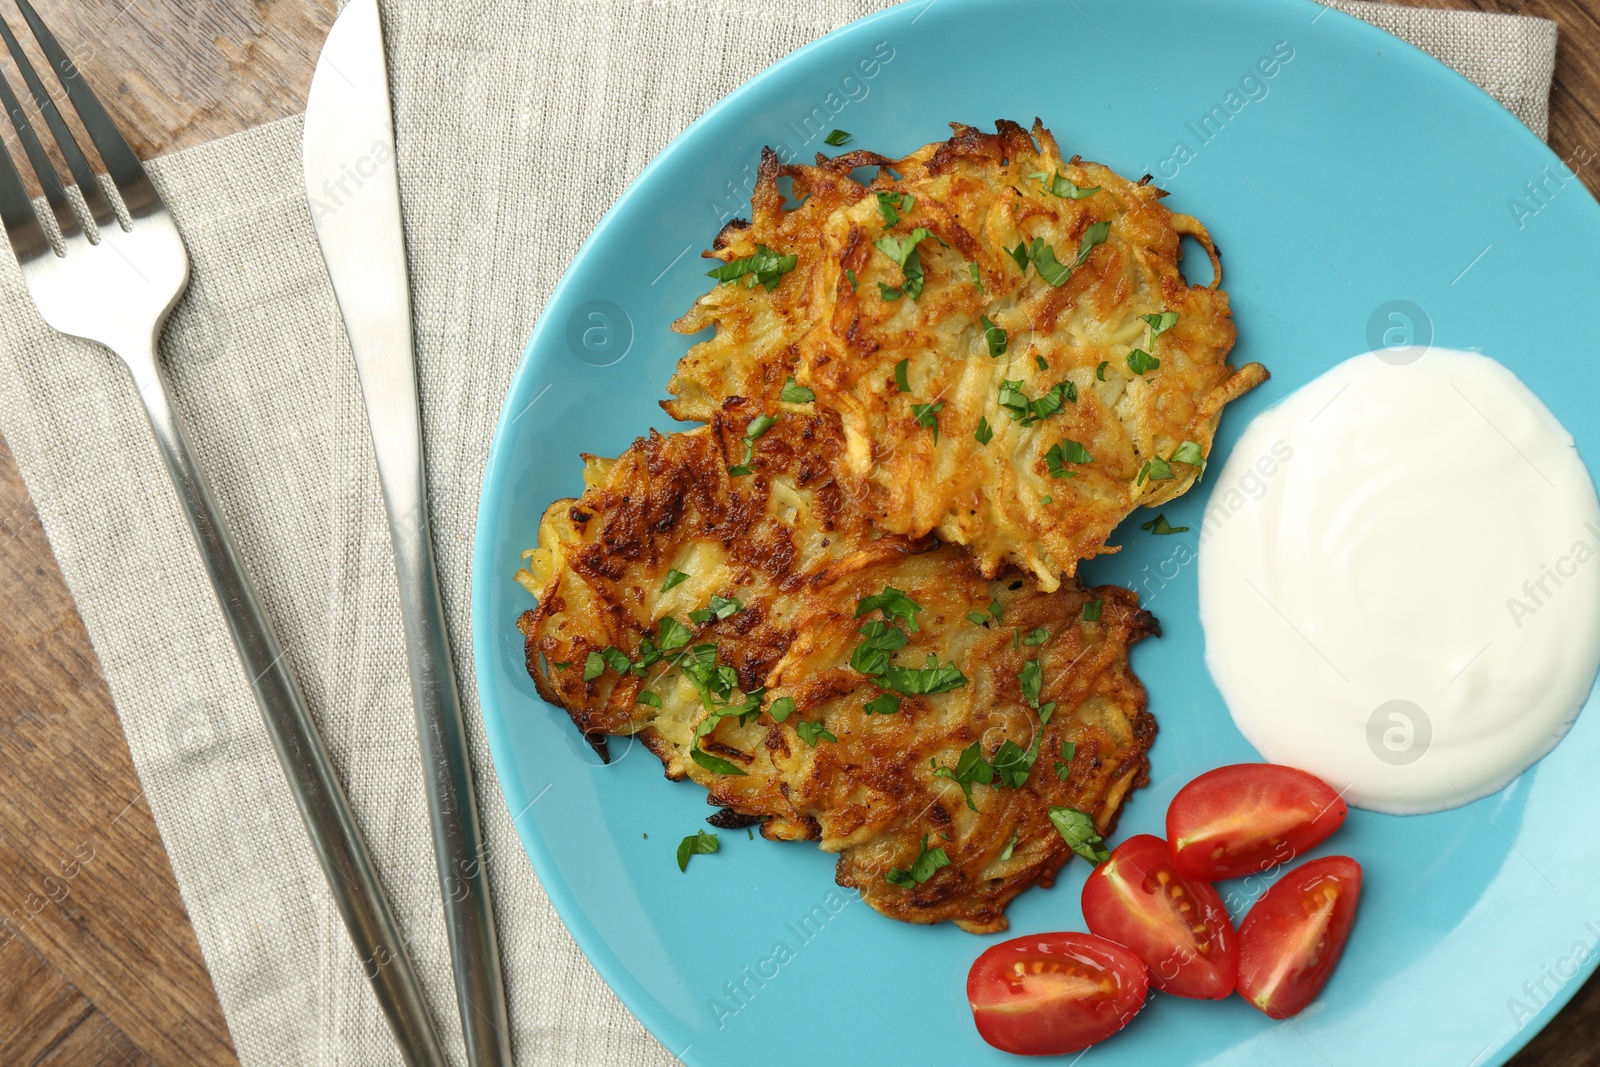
[1081,834,1239,999]
[1166,763,1347,881]
[967,931,1149,1056]
[1236,855,1362,1019]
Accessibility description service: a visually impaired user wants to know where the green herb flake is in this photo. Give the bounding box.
[885,834,951,887]
[1074,220,1111,266]
[1006,240,1030,273]
[780,376,816,404]
[882,655,968,696]
[999,379,1075,427]
[660,569,691,593]
[1141,513,1189,535]
[1028,238,1072,287]
[636,689,662,708]
[864,693,902,716]
[1139,310,1179,342]
[691,747,747,777]
[879,282,904,301]
[849,619,909,676]
[795,719,837,746]
[768,696,797,723]
[846,268,859,291]
[965,611,991,626]
[1096,360,1109,381]
[1049,806,1110,864]
[705,243,798,291]
[969,261,984,292]
[856,587,924,628]
[894,358,910,393]
[981,315,1007,357]
[677,830,719,872]
[583,645,632,681]
[1126,349,1161,374]
[975,415,994,446]
[875,190,914,226]
[999,830,1021,862]
[933,740,997,812]
[1045,439,1092,478]
[991,730,1045,789]
[824,129,853,147]
[874,226,932,300]
[1082,598,1103,622]
[1022,627,1050,646]
[1142,455,1174,483]
[911,401,943,442]
[1018,658,1044,709]
[987,598,1004,622]
[657,616,693,651]
[1171,439,1205,466]
[1029,170,1101,199]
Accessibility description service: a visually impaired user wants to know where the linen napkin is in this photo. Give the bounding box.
[0,1,1560,1063]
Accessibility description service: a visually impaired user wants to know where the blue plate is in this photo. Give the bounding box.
[472,1,1600,1062]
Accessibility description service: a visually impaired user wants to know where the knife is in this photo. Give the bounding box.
[302,2,515,1064]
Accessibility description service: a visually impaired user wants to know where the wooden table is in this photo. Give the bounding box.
[0,0,1595,1062]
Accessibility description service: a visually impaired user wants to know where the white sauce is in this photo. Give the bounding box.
[1198,349,1600,814]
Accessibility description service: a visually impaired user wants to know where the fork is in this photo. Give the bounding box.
[0,4,448,1063]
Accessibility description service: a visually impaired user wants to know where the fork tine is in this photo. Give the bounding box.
[0,64,81,242]
[0,6,114,228]
[0,120,50,263]
[11,0,159,219]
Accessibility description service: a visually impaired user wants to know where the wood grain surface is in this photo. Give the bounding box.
[0,0,1595,1063]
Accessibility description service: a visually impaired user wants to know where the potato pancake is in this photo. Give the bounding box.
[666,120,1267,589]
[516,400,1157,932]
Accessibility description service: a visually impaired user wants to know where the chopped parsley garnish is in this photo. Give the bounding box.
[1126,349,1160,374]
[705,244,797,291]
[1141,513,1189,535]
[965,611,991,625]
[795,719,836,746]
[999,379,1075,426]
[780,376,816,404]
[583,646,632,681]
[657,616,693,651]
[974,415,994,446]
[1018,658,1044,708]
[1055,740,1077,781]
[987,598,1004,622]
[874,227,932,300]
[691,748,747,777]
[969,261,984,292]
[875,190,915,226]
[882,655,968,696]
[1139,310,1179,342]
[1082,598,1103,622]
[552,662,572,671]
[886,834,950,887]
[933,740,997,811]
[1022,627,1050,646]
[894,358,910,392]
[850,619,909,676]
[1096,360,1109,381]
[688,594,743,624]
[999,830,1021,861]
[1035,354,1048,371]
[1028,170,1101,199]
[728,413,778,476]
[981,315,1007,357]
[768,696,797,722]
[824,129,853,146]
[856,587,924,629]
[1006,241,1030,272]
[1171,439,1205,465]
[1041,494,1053,505]
[911,401,943,442]
[1136,455,1175,485]
[1074,220,1111,266]
[636,689,662,708]
[660,569,690,593]
[879,282,904,301]
[991,731,1044,788]
[966,597,1002,626]
[677,830,719,871]
[1045,439,1092,478]
[864,693,902,715]
[1049,806,1109,864]
[846,268,859,291]
[1028,238,1072,287]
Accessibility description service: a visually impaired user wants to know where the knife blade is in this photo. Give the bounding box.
[302,3,514,1064]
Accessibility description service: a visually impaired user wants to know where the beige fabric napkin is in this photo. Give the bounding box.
[0,1,1559,1063]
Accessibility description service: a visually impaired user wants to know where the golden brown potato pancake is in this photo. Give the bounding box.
[666,120,1267,589]
[516,400,1158,932]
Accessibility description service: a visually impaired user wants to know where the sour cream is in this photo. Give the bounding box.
[1198,349,1600,814]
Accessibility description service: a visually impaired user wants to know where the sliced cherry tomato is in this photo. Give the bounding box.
[1166,763,1347,881]
[1236,855,1362,1018]
[1081,834,1239,999]
[967,931,1148,1055]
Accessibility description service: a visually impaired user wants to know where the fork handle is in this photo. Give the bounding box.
[129,358,449,1067]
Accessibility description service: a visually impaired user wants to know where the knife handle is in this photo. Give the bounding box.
[129,355,448,1067]
[381,464,515,1066]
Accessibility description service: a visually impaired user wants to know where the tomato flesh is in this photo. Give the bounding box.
[1236,855,1362,1018]
[968,932,1149,1055]
[1166,763,1347,881]
[1081,834,1239,999]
